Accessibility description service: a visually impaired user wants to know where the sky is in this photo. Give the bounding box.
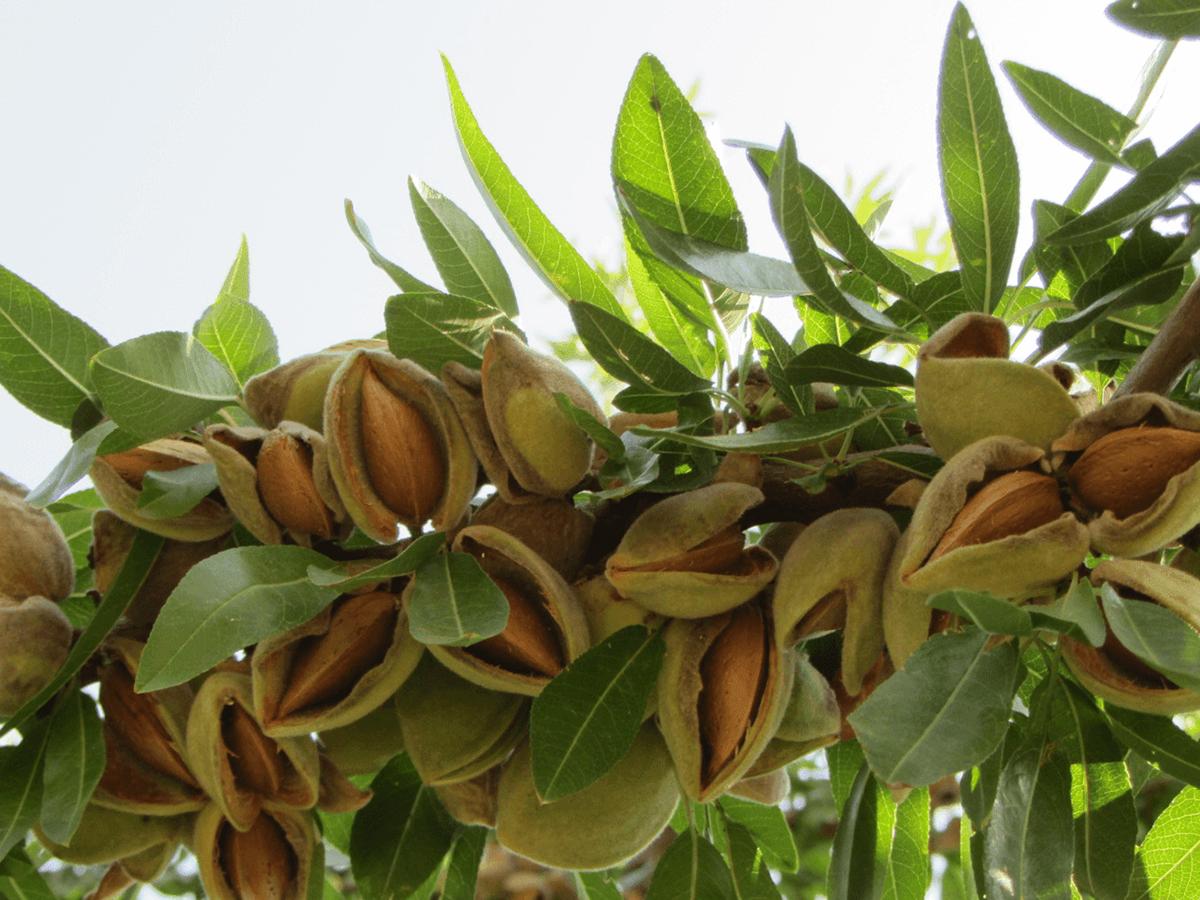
[2,1,1198,491]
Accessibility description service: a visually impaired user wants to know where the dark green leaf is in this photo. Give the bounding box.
[849,629,1019,786]
[384,291,519,372]
[531,626,665,801]
[1133,785,1200,897]
[443,56,624,319]
[317,773,373,854]
[881,787,931,900]
[408,179,518,317]
[908,270,973,333]
[984,745,1074,900]
[90,332,239,440]
[137,546,341,691]
[1046,122,1200,245]
[613,54,746,250]
[193,300,279,388]
[628,407,876,455]
[307,532,446,591]
[1074,222,1182,309]
[345,199,439,293]
[1108,0,1200,38]
[593,430,661,500]
[576,872,624,900]
[719,796,799,873]
[927,590,1033,637]
[751,314,812,418]
[0,846,56,900]
[827,760,877,900]
[0,722,49,860]
[39,691,105,845]
[0,265,109,429]
[1003,63,1137,166]
[136,463,220,518]
[350,753,457,900]
[724,821,782,900]
[24,419,120,508]
[554,393,626,462]
[1105,705,1200,787]
[1026,579,1107,648]
[646,831,738,900]
[1100,583,1200,690]
[1030,201,1114,294]
[442,826,488,900]
[406,552,509,647]
[785,344,913,389]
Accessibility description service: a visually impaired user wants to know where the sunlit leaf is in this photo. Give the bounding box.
[345,199,439,293]
[384,291,519,372]
[1108,0,1200,38]
[785,343,914,389]
[1132,785,1200,898]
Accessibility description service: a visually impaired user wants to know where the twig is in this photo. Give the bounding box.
[1113,273,1200,398]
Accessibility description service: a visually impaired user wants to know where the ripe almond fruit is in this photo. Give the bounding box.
[698,603,768,784]
[219,814,297,900]
[629,524,747,575]
[100,663,200,789]
[928,470,1063,562]
[221,701,288,797]
[359,364,445,523]
[1069,426,1200,519]
[469,576,565,678]
[256,431,334,539]
[101,447,192,489]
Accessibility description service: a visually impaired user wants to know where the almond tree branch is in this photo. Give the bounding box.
[1113,273,1200,399]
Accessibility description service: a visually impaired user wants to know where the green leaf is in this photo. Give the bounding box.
[751,314,812,417]
[612,54,746,250]
[384,291,518,372]
[38,691,105,845]
[307,532,446,591]
[628,239,717,378]
[1003,63,1137,167]
[530,626,665,802]
[984,745,1074,900]
[214,235,250,302]
[1046,122,1200,245]
[442,826,488,900]
[646,831,738,900]
[406,552,509,647]
[1105,705,1200,788]
[768,128,909,337]
[137,546,341,691]
[0,846,56,900]
[719,796,800,873]
[555,393,626,462]
[317,773,373,855]
[1027,579,1107,648]
[0,724,49,860]
[723,821,782,900]
[1108,0,1200,38]
[785,343,914,389]
[24,419,120,508]
[881,787,932,900]
[408,178,518,318]
[628,407,877,455]
[0,264,109,428]
[908,270,973,333]
[576,874,624,900]
[1100,583,1200,690]
[937,4,1021,314]
[848,629,1019,786]
[350,753,457,900]
[345,200,439,292]
[1132,785,1200,898]
[136,463,221,518]
[827,760,877,900]
[193,300,279,389]
[443,56,624,320]
[927,590,1034,637]
[90,332,240,440]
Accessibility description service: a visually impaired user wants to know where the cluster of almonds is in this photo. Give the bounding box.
[10,313,1200,896]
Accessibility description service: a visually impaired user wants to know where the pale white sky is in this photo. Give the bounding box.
[2,2,1197,490]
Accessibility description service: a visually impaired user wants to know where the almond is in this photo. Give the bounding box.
[219,814,297,900]
[100,663,200,789]
[698,603,768,785]
[630,524,748,575]
[221,701,288,797]
[928,470,1062,562]
[469,576,565,678]
[256,431,335,539]
[1069,426,1200,519]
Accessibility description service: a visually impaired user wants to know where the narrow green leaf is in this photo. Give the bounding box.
[0,722,49,860]
[307,532,446,591]
[408,179,518,317]
[646,831,738,900]
[24,419,120,508]
[628,239,717,378]
[1046,122,1200,245]
[345,199,439,293]
[137,546,341,692]
[137,463,220,518]
[406,552,509,647]
[0,265,109,428]
[719,796,800,873]
[751,314,812,417]
[984,745,1074,900]
[1038,267,1183,357]
[1003,63,1137,166]
[350,753,457,900]
[1100,583,1200,690]
[554,393,626,462]
[828,760,878,900]
[629,407,878,455]
[442,826,488,900]
[937,4,1021,314]
[927,590,1034,637]
[384,291,518,372]
[908,270,973,333]
[848,629,1019,786]
[593,431,661,499]
[724,821,783,900]
[1105,705,1200,788]
[530,626,665,802]
[1027,579,1107,648]
[881,787,931,900]
[0,846,56,900]
[39,691,105,845]
[827,739,868,814]
[785,343,914,389]
[1132,785,1200,898]
[1108,0,1200,38]
[90,332,239,440]
[443,56,624,319]
[612,54,747,250]
[215,235,250,303]
[193,299,279,388]
[577,872,624,900]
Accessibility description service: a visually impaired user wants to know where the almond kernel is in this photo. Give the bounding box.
[928,470,1062,562]
[1070,426,1200,519]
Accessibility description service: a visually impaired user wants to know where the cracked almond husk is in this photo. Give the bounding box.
[93,639,206,815]
[743,651,841,777]
[1061,560,1200,715]
[494,723,679,871]
[469,493,595,581]
[896,436,1089,600]
[481,330,607,497]
[243,340,387,431]
[315,751,373,814]
[728,768,791,805]
[421,525,591,696]
[252,588,423,737]
[395,651,529,785]
[656,599,792,802]
[605,482,778,618]
[0,473,74,601]
[324,349,477,541]
[34,803,186,867]
[1052,393,1200,557]
[914,313,1079,460]
[194,803,315,900]
[435,765,503,828]
[91,437,235,541]
[772,508,899,697]
[0,596,73,716]
[185,671,321,832]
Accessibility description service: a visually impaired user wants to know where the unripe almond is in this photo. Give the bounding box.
[359,364,444,523]
[1069,426,1200,519]
[255,431,335,539]
[469,576,565,678]
[928,470,1062,561]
